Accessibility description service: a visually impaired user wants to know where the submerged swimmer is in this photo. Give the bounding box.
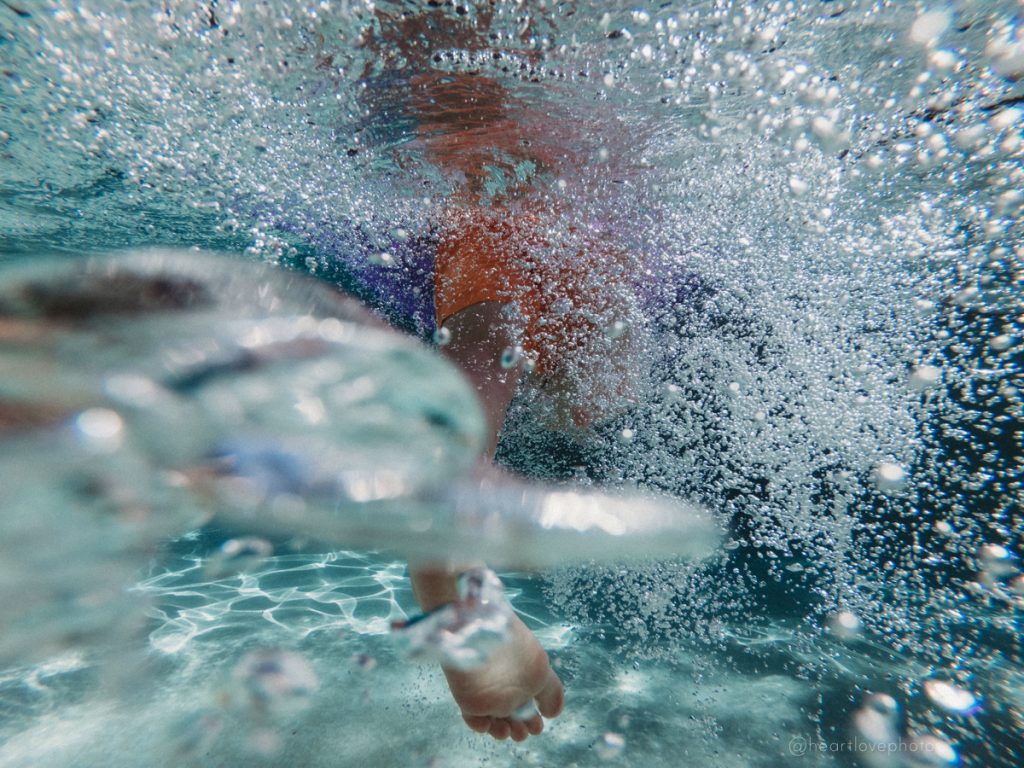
[357,2,643,742]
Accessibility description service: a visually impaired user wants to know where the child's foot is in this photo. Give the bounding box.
[442,613,564,741]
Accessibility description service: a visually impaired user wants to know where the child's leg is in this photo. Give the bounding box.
[408,561,564,741]
[409,297,564,741]
[437,301,520,458]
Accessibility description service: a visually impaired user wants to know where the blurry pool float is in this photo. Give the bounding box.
[198,438,721,568]
[0,249,720,666]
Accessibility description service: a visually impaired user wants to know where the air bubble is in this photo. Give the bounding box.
[605,319,628,339]
[500,345,522,369]
[990,107,1021,133]
[827,610,863,639]
[874,461,907,491]
[902,733,958,766]
[922,680,979,716]
[909,10,951,47]
[811,116,836,141]
[928,49,958,71]
[853,693,900,750]
[909,365,940,390]
[74,407,124,449]
[547,297,571,316]
[788,176,808,196]
[595,731,626,760]
[432,326,452,346]
[204,537,274,578]
[989,334,1013,351]
[954,125,986,152]
[977,543,1016,578]
[986,21,1024,81]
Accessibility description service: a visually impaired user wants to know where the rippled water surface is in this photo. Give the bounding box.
[1,1,1022,766]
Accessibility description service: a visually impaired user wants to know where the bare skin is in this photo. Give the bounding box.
[360,4,572,740]
[408,301,565,741]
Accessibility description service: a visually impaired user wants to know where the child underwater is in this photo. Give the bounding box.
[354,2,648,741]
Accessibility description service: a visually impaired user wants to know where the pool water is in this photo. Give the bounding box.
[1,1,1022,766]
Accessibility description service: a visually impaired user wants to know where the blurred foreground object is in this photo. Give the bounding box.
[0,249,718,668]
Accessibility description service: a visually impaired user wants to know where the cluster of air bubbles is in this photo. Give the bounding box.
[430,45,573,84]
[203,537,274,579]
[506,22,1024,768]
[986,15,1024,81]
[9,0,442,261]
[230,648,319,717]
[852,694,958,767]
[973,543,1024,606]
[391,567,513,670]
[165,645,323,759]
[224,648,320,755]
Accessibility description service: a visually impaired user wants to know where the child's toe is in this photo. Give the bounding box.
[536,669,564,718]
[524,714,544,735]
[488,720,512,740]
[463,714,491,733]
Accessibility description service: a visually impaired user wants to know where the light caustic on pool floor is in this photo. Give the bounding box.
[0,1,1022,766]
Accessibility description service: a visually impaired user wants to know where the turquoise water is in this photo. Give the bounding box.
[2,1,1022,766]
